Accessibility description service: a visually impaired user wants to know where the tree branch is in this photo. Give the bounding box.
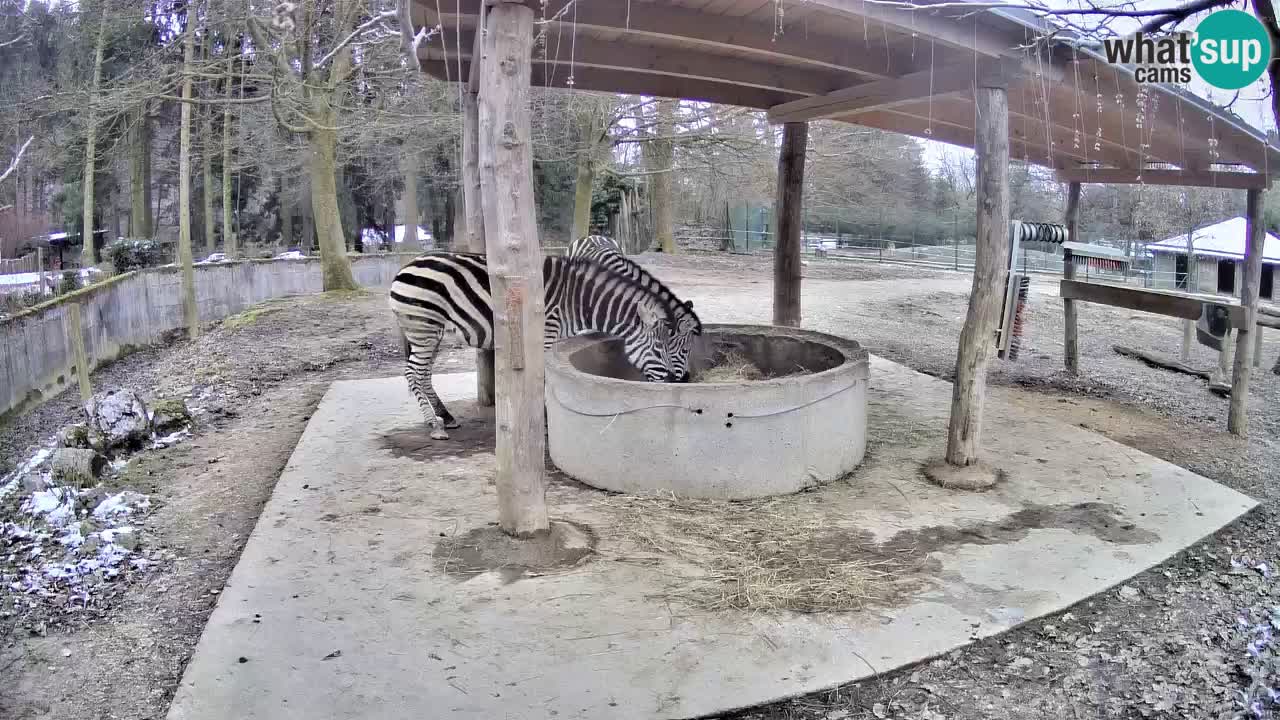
[314,10,398,69]
[0,136,34,184]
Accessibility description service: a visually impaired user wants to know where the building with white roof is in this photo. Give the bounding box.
[1147,217,1278,300]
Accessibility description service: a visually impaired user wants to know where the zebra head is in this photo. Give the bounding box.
[667,299,703,383]
[624,299,678,382]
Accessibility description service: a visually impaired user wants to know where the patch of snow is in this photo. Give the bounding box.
[23,488,77,527]
[0,447,53,500]
[93,491,149,520]
[151,428,190,449]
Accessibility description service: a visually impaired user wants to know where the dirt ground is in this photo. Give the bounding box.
[1,253,1278,719]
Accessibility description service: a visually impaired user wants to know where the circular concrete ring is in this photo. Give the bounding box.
[545,324,870,499]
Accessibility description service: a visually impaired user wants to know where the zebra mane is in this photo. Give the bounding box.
[555,254,688,327]
[578,249,702,333]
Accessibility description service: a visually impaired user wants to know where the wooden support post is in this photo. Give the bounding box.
[37,247,46,298]
[1062,182,1081,374]
[1228,188,1266,436]
[1181,320,1194,362]
[477,1,549,536]
[773,122,807,327]
[1255,327,1264,368]
[66,303,92,403]
[463,5,495,408]
[945,85,1010,469]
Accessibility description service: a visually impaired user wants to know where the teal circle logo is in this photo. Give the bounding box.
[1192,9,1271,90]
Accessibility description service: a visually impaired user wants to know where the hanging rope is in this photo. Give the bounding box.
[548,381,860,422]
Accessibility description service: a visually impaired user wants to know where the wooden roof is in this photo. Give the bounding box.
[414,0,1280,179]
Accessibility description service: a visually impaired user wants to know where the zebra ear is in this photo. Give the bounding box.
[683,300,694,309]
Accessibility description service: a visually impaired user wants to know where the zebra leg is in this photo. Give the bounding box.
[403,324,459,440]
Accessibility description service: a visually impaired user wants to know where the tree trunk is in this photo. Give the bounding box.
[478,1,548,537]
[130,104,152,238]
[571,143,598,239]
[773,122,806,327]
[177,20,200,339]
[399,150,419,243]
[279,178,293,248]
[81,6,109,266]
[222,84,236,257]
[307,123,358,290]
[945,85,1010,469]
[202,102,216,254]
[650,99,677,253]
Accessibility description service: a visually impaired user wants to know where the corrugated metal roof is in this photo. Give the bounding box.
[1147,217,1280,262]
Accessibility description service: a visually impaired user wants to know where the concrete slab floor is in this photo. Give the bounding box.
[166,360,1256,720]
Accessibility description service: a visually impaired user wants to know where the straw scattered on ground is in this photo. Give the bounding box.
[590,492,924,613]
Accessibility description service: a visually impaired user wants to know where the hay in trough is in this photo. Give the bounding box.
[592,492,915,613]
[692,350,813,383]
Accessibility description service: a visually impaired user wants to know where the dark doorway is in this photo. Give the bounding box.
[1262,266,1274,300]
[1175,254,1189,289]
[1217,259,1237,294]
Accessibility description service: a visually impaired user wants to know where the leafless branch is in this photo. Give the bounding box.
[0,32,24,49]
[0,136,34,184]
[314,10,398,68]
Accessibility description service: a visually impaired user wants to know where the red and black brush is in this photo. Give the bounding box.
[1005,275,1031,361]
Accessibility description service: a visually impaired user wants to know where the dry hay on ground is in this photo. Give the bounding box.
[590,492,922,613]
[692,350,814,383]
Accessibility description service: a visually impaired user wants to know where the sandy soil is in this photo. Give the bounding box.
[1,252,1278,720]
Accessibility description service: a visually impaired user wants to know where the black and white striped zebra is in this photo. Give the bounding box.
[388,252,679,439]
[567,235,702,382]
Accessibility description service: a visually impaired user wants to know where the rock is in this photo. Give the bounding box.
[1119,585,1141,601]
[149,397,192,433]
[20,474,49,493]
[50,448,107,487]
[57,423,91,449]
[85,390,150,452]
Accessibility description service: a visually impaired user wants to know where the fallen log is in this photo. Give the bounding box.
[1113,345,1210,379]
[51,448,107,487]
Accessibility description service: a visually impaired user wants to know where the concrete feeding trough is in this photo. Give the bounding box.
[544,323,869,499]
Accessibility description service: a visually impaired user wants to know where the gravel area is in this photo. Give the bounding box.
[2,253,1279,720]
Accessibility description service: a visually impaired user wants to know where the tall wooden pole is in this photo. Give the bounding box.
[1062,181,1081,374]
[478,1,549,536]
[945,84,1010,467]
[464,4,495,407]
[773,122,807,327]
[1228,187,1266,436]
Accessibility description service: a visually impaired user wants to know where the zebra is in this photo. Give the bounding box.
[388,251,680,440]
[567,235,702,382]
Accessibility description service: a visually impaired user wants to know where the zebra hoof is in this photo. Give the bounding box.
[429,428,451,440]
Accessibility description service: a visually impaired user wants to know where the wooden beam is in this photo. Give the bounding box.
[1060,279,1247,327]
[1055,168,1272,190]
[421,0,917,80]
[767,64,980,124]
[804,0,1016,58]
[420,59,798,110]
[773,122,807,327]
[477,1,548,536]
[432,29,850,97]
[460,14,493,407]
[1063,182,1081,375]
[1229,187,1266,436]
[945,84,1010,469]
